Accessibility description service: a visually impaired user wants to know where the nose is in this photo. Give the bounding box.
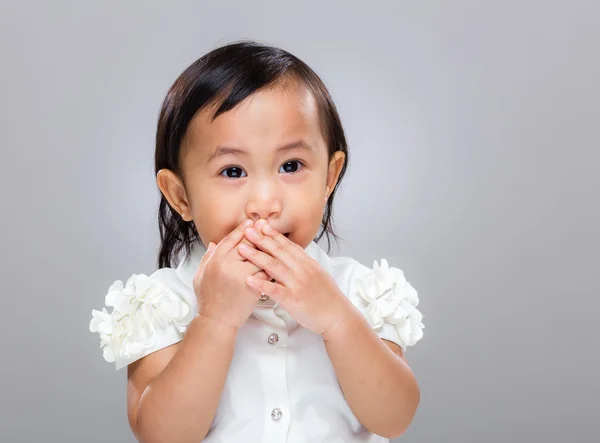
[245,179,282,222]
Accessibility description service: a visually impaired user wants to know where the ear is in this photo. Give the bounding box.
[325,151,346,199]
[156,169,193,221]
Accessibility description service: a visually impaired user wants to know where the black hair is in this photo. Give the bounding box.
[155,40,349,269]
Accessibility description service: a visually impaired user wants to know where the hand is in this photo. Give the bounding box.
[193,219,270,331]
[237,220,354,336]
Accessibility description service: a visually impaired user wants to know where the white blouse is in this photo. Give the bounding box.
[90,240,424,442]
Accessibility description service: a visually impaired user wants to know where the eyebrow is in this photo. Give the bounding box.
[205,140,315,164]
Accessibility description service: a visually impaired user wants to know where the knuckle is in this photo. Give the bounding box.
[255,270,269,280]
[295,275,306,288]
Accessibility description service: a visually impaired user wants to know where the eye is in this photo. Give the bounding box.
[220,166,247,179]
[279,160,304,174]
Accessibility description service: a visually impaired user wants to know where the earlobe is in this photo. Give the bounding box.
[156,169,192,221]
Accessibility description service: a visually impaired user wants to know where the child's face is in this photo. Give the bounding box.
[159,81,345,250]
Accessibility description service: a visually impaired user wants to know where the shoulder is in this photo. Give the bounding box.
[89,267,198,370]
[328,254,425,352]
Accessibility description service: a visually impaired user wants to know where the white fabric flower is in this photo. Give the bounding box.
[89,307,116,362]
[89,274,193,364]
[354,259,424,350]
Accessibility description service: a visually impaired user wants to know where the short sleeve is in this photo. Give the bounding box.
[89,268,197,370]
[336,258,424,352]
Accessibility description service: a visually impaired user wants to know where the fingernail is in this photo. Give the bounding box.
[243,219,253,227]
[239,243,251,253]
[246,227,258,237]
[263,223,272,232]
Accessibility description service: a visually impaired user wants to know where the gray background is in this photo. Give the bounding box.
[1,0,598,442]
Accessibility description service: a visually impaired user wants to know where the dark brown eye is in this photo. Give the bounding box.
[221,167,246,178]
[279,160,303,174]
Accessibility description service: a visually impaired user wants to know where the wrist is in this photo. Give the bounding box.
[322,302,363,343]
[193,313,239,340]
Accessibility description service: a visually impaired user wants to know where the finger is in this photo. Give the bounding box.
[236,237,255,261]
[236,219,267,261]
[235,219,265,259]
[240,258,272,280]
[244,224,300,272]
[217,219,253,256]
[240,219,265,247]
[238,242,292,284]
[198,242,216,269]
[246,275,290,303]
[261,222,299,248]
[252,270,271,281]
[261,222,308,263]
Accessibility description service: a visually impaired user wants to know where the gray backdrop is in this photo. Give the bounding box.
[1,0,598,442]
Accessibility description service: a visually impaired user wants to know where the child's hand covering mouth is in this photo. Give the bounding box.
[238,221,352,337]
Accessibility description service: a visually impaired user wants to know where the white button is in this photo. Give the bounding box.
[259,293,269,301]
[271,408,282,420]
[268,333,279,345]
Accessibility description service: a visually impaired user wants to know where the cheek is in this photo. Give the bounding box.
[289,200,326,248]
[188,184,242,238]
[286,175,327,213]
[291,193,327,226]
[193,182,238,212]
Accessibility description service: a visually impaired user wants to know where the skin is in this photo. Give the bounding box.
[126,80,419,442]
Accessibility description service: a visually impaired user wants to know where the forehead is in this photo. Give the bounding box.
[184,82,326,157]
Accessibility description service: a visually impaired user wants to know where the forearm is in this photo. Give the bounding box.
[136,314,237,443]
[323,307,420,439]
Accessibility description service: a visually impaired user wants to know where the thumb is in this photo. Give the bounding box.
[199,242,216,270]
[193,242,216,291]
[205,241,216,257]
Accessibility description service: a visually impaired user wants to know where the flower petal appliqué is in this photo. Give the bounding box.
[353,259,424,351]
[89,274,193,365]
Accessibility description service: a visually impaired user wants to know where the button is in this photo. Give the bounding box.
[271,408,282,421]
[268,333,279,345]
[259,293,269,301]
